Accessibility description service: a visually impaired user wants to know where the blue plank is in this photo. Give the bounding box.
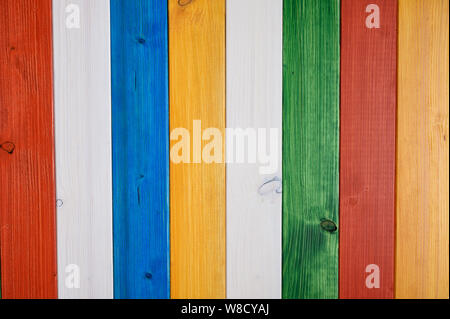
[110,0,169,299]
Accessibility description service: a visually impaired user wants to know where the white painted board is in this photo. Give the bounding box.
[226,0,283,299]
[53,0,113,299]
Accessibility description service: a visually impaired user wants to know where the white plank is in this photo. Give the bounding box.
[226,0,282,298]
[53,0,113,299]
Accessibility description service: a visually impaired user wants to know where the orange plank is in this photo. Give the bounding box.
[0,0,57,298]
[396,0,449,299]
[169,0,226,298]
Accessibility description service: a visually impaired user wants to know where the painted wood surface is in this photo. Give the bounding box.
[340,0,397,299]
[396,0,449,299]
[226,0,282,299]
[111,0,170,299]
[0,0,57,299]
[283,0,340,299]
[169,0,226,299]
[53,0,113,299]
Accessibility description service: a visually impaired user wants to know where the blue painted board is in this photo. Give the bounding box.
[110,0,169,299]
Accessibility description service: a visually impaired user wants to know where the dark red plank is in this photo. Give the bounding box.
[340,0,397,299]
[0,0,57,298]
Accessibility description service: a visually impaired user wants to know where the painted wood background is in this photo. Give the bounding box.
[53,0,113,299]
[0,0,448,301]
[340,0,397,299]
[396,0,449,299]
[283,0,340,299]
[169,0,226,299]
[0,0,57,299]
[226,0,282,299]
[111,0,170,299]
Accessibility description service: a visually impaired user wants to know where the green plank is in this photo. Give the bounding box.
[282,0,340,299]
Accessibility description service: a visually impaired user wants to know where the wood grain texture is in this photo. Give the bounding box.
[340,0,397,299]
[282,0,340,299]
[396,0,449,299]
[226,0,282,299]
[111,0,170,299]
[169,0,226,299]
[0,0,57,299]
[53,0,113,299]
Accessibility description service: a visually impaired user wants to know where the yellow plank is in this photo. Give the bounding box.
[169,0,225,298]
[396,0,449,299]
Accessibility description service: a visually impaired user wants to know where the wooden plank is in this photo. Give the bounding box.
[396,0,449,299]
[0,0,57,299]
[340,0,397,299]
[53,0,113,298]
[282,0,340,299]
[111,0,170,299]
[169,0,226,299]
[226,0,282,299]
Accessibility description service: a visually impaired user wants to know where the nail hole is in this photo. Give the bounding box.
[138,38,146,44]
[145,272,152,279]
[56,199,63,207]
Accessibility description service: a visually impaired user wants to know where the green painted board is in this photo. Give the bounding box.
[282,0,340,299]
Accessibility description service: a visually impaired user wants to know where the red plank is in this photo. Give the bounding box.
[340,0,397,298]
[0,0,57,298]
